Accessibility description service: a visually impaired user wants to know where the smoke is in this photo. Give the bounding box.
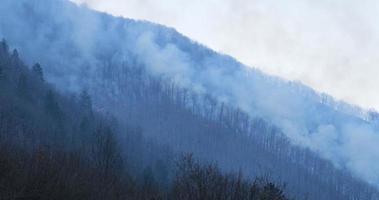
[131,28,379,184]
[71,0,379,111]
[1,0,379,186]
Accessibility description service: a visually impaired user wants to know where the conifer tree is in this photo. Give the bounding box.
[0,39,9,56]
[32,63,44,81]
[44,90,62,120]
[17,73,28,98]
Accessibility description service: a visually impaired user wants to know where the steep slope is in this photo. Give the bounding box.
[0,41,290,200]
[1,0,379,199]
[0,40,133,199]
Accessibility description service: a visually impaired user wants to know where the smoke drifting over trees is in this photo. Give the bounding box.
[1,0,379,199]
[0,39,289,200]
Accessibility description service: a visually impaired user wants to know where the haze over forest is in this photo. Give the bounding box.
[0,0,378,200]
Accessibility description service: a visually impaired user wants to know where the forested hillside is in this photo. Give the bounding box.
[86,42,379,200]
[0,41,289,199]
[0,37,376,199]
[1,0,379,199]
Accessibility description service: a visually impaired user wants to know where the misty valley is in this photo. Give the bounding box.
[1,0,379,200]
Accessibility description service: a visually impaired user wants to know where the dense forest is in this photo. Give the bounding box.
[86,41,379,200]
[1,0,379,199]
[0,40,289,199]
[0,36,377,199]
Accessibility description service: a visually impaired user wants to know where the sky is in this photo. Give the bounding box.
[71,0,379,111]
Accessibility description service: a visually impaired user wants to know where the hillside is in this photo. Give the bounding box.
[1,0,379,199]
[0,40,289,200]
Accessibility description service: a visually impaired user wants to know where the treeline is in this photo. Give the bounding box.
[0,40,288,199]
[0,148,286,200]
[2,1,379,198]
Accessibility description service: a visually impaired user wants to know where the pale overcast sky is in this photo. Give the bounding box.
[71,0,379,111]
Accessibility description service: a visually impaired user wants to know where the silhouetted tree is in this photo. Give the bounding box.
[32,63,44,82]
[171,154,288,200]
[44,90,62,120]
[0,39,9,56]
[17,73,28,98]
[11,49,19,63]
[260,183,287,200]
[0,65,3,81]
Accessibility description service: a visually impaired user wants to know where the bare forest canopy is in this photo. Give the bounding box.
[1,0,379,199]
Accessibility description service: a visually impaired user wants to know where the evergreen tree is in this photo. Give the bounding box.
[0,39,9,56]
[260,183,287,200]
[32,63,44,82]
[17,73,28,98]
[0,65,3,81]
[11,49,21,66]
[11,49,19,60]
[0,65,4,90]
[44,90,62,120]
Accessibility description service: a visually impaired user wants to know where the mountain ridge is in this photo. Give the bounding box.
[1,0,379,198]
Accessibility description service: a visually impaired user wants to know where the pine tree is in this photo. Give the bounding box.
[0,40,9,73]
[0,65,4,90]
[11,49,21,67]
[0,65,3,81]
[44,90,62,120]
[0,39,9,56]
[260,183,287,200]
[32,63,44,81]
[17,73,28,98]
[11,49,19,60]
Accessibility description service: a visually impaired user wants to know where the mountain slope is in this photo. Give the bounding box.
[1,0,379,199]
[0,40,290,200]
